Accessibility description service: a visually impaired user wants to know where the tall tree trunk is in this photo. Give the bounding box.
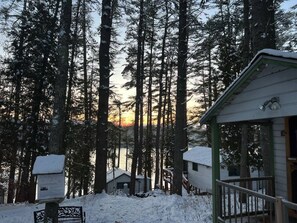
[160,62,169,190]
[137,26,145,175]
[250,0,276,199]
[26,0,60,201]
[64,0,81,198]
[242,0,251,66]
[65,0,82,121]
[117,102,122,168]
[48,0,72,155]
[17,78,44,203]
[46,0,71,221]
[145,5,155,190]
[7,0,28,204]
[82,0,91,195]
[155,0,169,189]
[250,0,276,54]
[173,0,188,195]
[130,0,144,195]
[239,123,250,202]
[237,1,252,195]
[260,124,272,196]
[94,0,113,194]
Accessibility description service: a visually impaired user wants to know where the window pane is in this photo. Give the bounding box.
[192,162,198,171]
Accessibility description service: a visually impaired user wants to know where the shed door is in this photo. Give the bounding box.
[287,116,297,203]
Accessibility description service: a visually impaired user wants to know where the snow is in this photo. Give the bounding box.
[183,146,223,167]
[32,155,65,175]
[106,168,130,183]
[256,48,297,60]
[107,168,150,183]
[0,191,212,223]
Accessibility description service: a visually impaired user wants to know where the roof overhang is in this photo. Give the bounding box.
[200,49,297,125]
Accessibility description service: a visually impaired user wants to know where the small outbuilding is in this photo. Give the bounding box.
[183,146,261,194]
[106,168,151,194]
[32,154,65,203]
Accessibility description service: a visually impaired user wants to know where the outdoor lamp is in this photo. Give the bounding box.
[259,97,281,111]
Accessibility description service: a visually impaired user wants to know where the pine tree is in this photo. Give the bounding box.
[94,0,114,194]
[173,0,188,195]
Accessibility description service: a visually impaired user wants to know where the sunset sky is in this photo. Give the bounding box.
[0,0,295,127]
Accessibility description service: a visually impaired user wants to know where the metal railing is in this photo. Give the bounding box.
[216,176,297,223]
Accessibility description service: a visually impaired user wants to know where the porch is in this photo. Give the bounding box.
[199,50,297,223]
[216,176,297,223]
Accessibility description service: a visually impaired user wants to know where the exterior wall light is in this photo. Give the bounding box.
[259,97,280,111]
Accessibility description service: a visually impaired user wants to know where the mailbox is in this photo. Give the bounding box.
[32,154,65,203]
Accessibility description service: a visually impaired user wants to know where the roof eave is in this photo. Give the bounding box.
[199,52,297,125]
[200,55,264,124]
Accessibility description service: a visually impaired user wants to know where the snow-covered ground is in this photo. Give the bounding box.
[0,190,212,223]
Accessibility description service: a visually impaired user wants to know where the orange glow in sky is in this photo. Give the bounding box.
[121,112,134,127]
[110,110,134,127]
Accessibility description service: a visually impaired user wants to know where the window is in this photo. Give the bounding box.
[192,162,198,171]
[228,166,240,176]
[117,182,130,189]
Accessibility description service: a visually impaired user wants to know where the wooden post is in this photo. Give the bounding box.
[45,202,59,223]
[211,118,221,223]
[268,123,275,196]
[275,197,284,223]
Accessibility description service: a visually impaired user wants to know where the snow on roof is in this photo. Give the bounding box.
[106,168,131,183]
[257,48,297,60]
[183,146,222,167]
[106,168,150,183]
[32,154,65,175]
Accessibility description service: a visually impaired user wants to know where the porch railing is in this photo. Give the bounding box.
[216,176,297,223]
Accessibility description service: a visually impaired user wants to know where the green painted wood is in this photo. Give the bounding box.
[211,118,221,223]
[269,123,275,182]
[269,122,277,198]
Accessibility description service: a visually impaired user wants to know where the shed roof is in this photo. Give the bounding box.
[200,49,297,124]
[106,168,149,183]
[106,168,131,183]
[32,154,65,175]
[183,146,222,167]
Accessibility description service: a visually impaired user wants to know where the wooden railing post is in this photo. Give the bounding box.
[211,118,221,223]
[275,196,284,223]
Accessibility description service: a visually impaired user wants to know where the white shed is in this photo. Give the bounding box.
[106,168,151,194]
[32,154,65,203]
[183,146,260,193]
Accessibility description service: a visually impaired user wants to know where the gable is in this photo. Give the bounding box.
[217,63,297,123]
[200,49,297,124]
[106,169,131,183]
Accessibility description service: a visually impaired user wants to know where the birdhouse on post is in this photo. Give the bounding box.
[32,154,65,203]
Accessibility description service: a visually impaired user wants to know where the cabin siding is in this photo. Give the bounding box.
[106,174,131,194]
[273,118,288,199]
[106,174,150,194]
[187,162,212,193]
[217,67,297,123]
[186,161,260,194]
